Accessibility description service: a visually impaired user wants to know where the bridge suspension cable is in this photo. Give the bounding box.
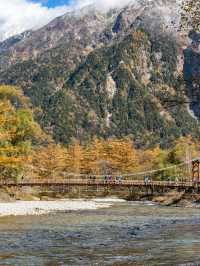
[28,157,200,179]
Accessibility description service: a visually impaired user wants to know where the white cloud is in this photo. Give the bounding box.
[95,0,134,10]
[0,0,70,41]
[74,0,136,10]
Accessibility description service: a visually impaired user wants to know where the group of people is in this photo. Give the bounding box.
[104,175,123,184]
[88,175,124,184]
[87,175,200,185]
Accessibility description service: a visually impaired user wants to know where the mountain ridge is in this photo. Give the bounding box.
[0,0,199,148]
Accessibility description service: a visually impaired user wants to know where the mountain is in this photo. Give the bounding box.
[0,0,199,148]
[0,31,32,53]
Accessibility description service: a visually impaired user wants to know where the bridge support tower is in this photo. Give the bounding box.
[192,160,200,184]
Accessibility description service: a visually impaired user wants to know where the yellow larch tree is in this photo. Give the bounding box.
[0,86,41,181]
[103,138,139,175]
[82,138,105,175]
[31,144,69,179]
[67,140,84,175]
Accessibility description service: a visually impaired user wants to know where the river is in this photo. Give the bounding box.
[0,200,200,265]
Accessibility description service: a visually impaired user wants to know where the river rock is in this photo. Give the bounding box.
[153,191,185,206]
[0,189,13,202]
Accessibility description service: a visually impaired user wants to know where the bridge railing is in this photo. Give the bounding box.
[0,178,196,187]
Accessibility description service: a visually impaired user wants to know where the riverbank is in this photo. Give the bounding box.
[152,190,200,208]
[0,186,200,215]
[0,199,126,217]
[128,189,200,208]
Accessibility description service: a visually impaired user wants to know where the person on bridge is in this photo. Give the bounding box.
[148,176,152,184]
[144,176,149,185]
[89,176,93,184]
[108,176,113,183]
[116,176,123,184]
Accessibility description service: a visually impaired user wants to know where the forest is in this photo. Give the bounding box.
[0,85,199,182]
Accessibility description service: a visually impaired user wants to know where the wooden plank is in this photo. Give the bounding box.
[0,179,197,189]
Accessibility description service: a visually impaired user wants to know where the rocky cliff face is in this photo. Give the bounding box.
[0,0,199,148]
[183,31,200,119]
[0,0,182,71]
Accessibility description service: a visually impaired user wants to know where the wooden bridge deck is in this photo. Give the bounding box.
[0,179,199,189]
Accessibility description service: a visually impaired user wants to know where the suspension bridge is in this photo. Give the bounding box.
[0,158,200,190]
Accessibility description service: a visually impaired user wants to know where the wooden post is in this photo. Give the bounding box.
[192,160,200,184]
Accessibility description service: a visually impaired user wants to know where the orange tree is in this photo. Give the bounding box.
[0,86,42,181]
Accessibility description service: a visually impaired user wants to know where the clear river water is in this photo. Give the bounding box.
[0,200,200,266]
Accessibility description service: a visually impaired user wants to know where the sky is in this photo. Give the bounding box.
[32,0,71,8]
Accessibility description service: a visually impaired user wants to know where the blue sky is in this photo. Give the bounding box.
[32,0,71,8]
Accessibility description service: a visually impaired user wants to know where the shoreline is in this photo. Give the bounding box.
[0,195,199,218]
[0,198,127,217]
[0,186,200,217]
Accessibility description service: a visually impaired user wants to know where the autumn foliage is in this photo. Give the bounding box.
[0,86,200,182]
[31,136,200,180]
[30,138,140,179]
[0,86,43,181]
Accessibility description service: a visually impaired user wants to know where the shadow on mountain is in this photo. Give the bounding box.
[183,30,200,119]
